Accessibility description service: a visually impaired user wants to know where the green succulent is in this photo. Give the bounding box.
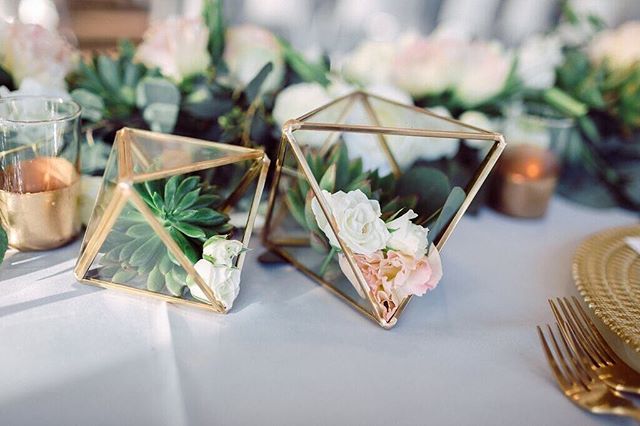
[100,174,232,296]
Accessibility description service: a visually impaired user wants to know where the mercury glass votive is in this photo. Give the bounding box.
[492,144,559,218]
[0,97,82,250]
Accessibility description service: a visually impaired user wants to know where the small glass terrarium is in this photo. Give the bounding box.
[262,91,505,328]
[75,128,269,313]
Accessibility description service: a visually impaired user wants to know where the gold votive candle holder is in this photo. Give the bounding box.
[0,97,82,250]
[492,144,559,218]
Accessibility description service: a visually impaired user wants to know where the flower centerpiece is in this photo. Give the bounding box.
[263,91,505,327]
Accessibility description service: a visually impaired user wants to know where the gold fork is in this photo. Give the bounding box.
[537,324,640,421]
[549,297,640,394]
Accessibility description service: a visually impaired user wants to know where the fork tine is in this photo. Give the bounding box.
[563,298,613,363]
[556,298,606,367]
[546,324,588,389]
[554,322,596,385]
[548,299,586,362]
[537,326,572,389]
[570,296,616,362]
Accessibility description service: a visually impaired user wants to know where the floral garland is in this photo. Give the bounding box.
[311,189,442,321]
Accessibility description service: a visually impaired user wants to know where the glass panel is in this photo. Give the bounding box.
[265,141,379,318]
[128,130,239,176]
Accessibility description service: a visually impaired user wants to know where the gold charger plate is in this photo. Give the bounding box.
[573,225,640,353]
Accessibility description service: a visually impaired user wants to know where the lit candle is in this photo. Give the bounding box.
[0,157,81,250]
[492,144,559,218]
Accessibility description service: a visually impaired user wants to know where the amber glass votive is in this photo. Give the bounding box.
[492,144,559,218]
[0,97,81,250]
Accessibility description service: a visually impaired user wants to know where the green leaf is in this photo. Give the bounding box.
[427,186,466,247]
[0,225,7,264]
[304,192,321,234]
[126,223,154,239]
[203,0,225,66]
[245,62,274,102]
[112,269,137,283]
[174,176,200,201]
[173,188,200,211]
[169,228,199,262]
[142,103,180,133]
[119,239,141,262]
[147,265,165,292]
[191,194,222,209]
[164,175,180,211]
[130,236,162,267]
[136,77,181,108]
[179,208,226,225]
[279,38,330,86]
[159,254,173,274]
[319,164,336,192]
[71,88,105,122]
[286,188,306,227]
[164,268,184,296]
[172,222,206,240]
[397,166,451,220]
[96,55,122,93]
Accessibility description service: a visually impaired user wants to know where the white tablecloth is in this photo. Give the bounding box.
[0,198,638,426]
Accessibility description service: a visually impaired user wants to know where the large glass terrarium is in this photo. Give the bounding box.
[75,128,269,313]
[262,91,506,328]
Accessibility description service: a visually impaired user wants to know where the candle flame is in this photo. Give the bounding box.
[525,163,541,179]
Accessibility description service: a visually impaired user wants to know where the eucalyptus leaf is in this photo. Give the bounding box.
[397,166,451,220]
[245,62,274,102]
[136,77,181,108]
[143,103,179,133]
[427,186,466,247]
[71,88,105,122]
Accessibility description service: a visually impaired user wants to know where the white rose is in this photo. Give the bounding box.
[223,25,284,93]
[190,259,241,309]
[0,21,76,89]
[0,77,70,99]
[203,235,244,267]
[454,41,512,108]
[385,209,428,258]
[391,35,465,98]
[135,16,211,83]
[588,21,640,70]
[343,84,412,173]
[311,189,389,255]
[273,82,332,147]
[458,110,496,150]
[404,106,459,163]
[516,35,563,90]
[341,40,396,86]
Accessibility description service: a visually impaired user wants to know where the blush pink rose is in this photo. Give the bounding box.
[338,252,383,298]
[396,246,443,299]
[374,289,399,323]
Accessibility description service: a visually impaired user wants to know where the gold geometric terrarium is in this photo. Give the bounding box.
[263,91,505,328]
[75,128,269,313]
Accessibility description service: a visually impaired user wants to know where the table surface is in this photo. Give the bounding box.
[1,197,638,426]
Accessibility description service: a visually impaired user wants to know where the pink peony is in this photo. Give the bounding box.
[338,252,382,298]
[392,35,464,98]
[378,248,443,299]
[374,289,399,323]
[0,21,76,89]
[135,16,211,82]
